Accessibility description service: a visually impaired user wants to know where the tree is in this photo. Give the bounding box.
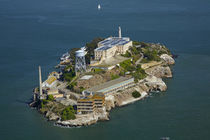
[132,91,141,98]
[61,106,76,121]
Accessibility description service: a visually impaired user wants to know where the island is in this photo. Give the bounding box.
[30,27,175,127]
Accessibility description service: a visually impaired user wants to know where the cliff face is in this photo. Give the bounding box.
[55,108,109,127]
[160,54,175,65]
[145,66,172,78]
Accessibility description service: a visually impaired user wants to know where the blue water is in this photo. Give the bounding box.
[0,0,210,139]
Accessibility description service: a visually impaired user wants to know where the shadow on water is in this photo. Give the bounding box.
[16,99,33,105]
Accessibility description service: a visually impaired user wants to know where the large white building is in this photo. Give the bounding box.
[94,27,132,61]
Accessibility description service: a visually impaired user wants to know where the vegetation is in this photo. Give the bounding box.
[120,59,132,69]
[132,65,147,82]
[111,74,120,80]
[130,46,139,55]
[141,58,150,63]
[121,50,131,57]
[132,90,141,98]
[67,82,77,91]
[142,48,161,62]
[79,86,85,93]
[47,95,54,101]
[132,41,172,63]
[85,37,104,64]
[120,59,135,72]
[132,41,141,46]
[61,106,76,121]
[39,97,56,113]
[92,68,106,74]
[62,65,76,82]
[68,37,104,65]
[69,48,80,65]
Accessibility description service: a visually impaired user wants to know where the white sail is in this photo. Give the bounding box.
[98,4,101,10]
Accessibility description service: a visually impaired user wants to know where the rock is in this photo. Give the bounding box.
[144,75,167,91]
[55,108,109,127]
[105,95,115,111]
[46,111,60,121]
[145,65,172,78]
[49,113,60,121]
[160,54,175,65]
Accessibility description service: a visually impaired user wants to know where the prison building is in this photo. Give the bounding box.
[94,37,132,60]
[77,93,105,114]
[77,97,95,114]
[92,93,105,109]
[83,77,135,96]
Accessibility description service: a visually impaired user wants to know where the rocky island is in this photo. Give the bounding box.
[30,27,175,127]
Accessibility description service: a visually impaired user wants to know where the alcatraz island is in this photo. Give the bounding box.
[30,27,175,127]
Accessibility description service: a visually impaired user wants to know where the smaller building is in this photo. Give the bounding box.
[83,77,135,95]
[47,88,64,99]
[77,93,105,114]
[42,76,57,88]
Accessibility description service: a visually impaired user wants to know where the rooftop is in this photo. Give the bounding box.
[95,37,130,51]
[46,76,57,85]
[85,76,134,93]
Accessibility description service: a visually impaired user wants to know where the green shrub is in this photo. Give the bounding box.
[47,95,54,101]
[111,74,120,80]
[39,99,48,109]
[67,82,77,90]
[132,91,141,98]
[63,69,76,82]
[120,59,132,69]
[93,68,105,74]
[143,49,161,62]
[85,37,104,64]
[141,58,150,63]
[61,106,76,121]
[130,46,139,55]
[132,66,147,82]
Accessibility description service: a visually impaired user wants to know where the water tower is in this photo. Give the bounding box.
[75,47,86,74]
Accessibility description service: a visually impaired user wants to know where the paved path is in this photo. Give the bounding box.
[135,53,144,65]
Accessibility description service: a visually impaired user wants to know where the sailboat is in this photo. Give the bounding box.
[98,4,101,10]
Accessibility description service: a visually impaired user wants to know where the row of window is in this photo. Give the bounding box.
[104,82,134,95]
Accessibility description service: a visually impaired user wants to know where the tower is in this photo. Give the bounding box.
[119,26,122,38]
[39,66,43,97]
[75,47,86,75]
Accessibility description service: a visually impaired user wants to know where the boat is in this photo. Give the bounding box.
[98,4,101,10]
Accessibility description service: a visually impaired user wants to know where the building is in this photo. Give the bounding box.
[94,27,132,61]
[47,88,64,99]
[77,93,105,114]
[83,77,135,95]
[42,76,57,88]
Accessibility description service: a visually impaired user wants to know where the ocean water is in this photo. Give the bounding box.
[0,0,210,139]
